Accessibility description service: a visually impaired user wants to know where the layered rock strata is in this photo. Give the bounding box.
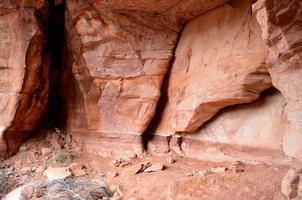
[0,1,49,155]
[62,0,228,134]
[254,0,302,158]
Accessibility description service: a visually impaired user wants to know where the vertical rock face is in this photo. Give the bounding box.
[254,0,302,158]
[62,0,227,134]
[0,1,49,155]
[155,0,271,133]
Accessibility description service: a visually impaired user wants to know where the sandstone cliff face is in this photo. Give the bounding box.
[155,0,271,133]
[0,1,49,155]
[0,0,301,162]
[254,0,302,158]
[62,0,227,134]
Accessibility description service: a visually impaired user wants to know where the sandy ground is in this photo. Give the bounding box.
[0,131,289,200]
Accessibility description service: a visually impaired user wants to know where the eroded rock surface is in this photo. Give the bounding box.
[254,0,302,158]
[62,0,227,134]
[155,0,271,133]
[0,1,49,155]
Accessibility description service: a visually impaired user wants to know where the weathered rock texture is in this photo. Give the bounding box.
[155,0,271,133]
[253,0,302,158]
[66,0,302,162]
[62,0,227,134]
[0,1,49,156]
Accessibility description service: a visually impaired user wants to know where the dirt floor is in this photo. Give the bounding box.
[0,130,289,200]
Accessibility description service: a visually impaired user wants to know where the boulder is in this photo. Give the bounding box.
[62,0,228,134]
[155,0,271,133]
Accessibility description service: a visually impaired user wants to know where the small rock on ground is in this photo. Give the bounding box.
[144,163,165,173]
[44,167,71,181]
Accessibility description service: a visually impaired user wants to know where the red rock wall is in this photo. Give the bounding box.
[62,0,227,134]
[254,0,302,158]
[154,0,271,133]
[1,0,301,162]
[0,1,49,156]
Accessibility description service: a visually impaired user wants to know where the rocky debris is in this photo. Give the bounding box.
[43,167,71,181]
[230,161,245,173]
[41,148,52,156]
[144,163,165,173]
[68,162,86,177]
[281,168,302,200]
[46,130,65,149]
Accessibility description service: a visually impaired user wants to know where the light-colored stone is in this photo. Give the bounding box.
[144,163,165,173]
[44,167,71,181]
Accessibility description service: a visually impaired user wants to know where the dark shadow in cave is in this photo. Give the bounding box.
[46,0,66,129]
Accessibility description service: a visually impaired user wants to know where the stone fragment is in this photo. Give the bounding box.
[43,167,71,181]
[69,162,86,177]
[144,163,165,173]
